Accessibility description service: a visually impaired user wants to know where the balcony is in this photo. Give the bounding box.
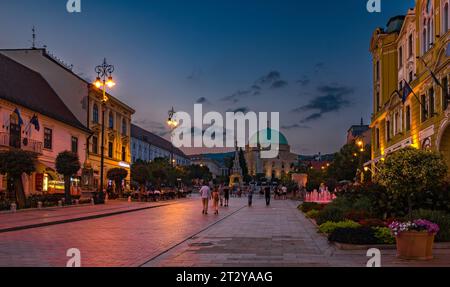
[0,132,43,154]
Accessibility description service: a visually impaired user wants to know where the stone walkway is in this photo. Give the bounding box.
[1,196,450,267]
[144,198,450,267]
[0,199,184,232]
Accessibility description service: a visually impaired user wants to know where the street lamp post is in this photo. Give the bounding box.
[94,59,116,202]
[167,107,178,168]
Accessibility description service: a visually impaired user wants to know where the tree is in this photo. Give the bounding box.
[107,168,128,196]
[131,162,150,200]
[327,142,371,182]
[238,148,251,182]
[55,151,81,204]
[0,150,37,208]
[376,147,448,219]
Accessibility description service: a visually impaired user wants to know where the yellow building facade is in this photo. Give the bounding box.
[369,0,450,173]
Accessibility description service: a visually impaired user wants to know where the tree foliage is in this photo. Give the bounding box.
[107,168,128,195]
[376,147,448,218]
[55,151,81,204]
[0,150,37,208]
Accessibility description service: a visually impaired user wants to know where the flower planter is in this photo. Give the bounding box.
[396,231,435,260]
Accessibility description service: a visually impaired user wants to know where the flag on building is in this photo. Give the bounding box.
[402,81,413,103]
[13,108,24,126]
[30,115,40,131]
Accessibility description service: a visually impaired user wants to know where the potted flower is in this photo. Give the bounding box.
[389,219,439,260]
[376,148,447,260]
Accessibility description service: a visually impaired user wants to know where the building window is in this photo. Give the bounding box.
[122,118,127,135]
[71,136,78,154]
[429,88,435,116]
[405,106,411,131]
[444,2,449,33]
[109,112,114,129]
[376,61,380,81]
[443,77,449,111]
[408,34,413,58]
[93,104,99,123]
[92,136,98,154]
[399,46,403,68]
[122,146,126,161]
[44,128,52,149]
[376,92,380,112]
[386,120,391,142]
[108,142,113,158]
[421,94,428,122]
[376,128,380,149]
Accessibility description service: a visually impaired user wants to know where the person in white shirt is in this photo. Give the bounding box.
[199,185,211,215]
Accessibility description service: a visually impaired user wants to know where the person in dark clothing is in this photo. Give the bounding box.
[223,186,230,207]
[248,182,255,207]
[264,186,271,206]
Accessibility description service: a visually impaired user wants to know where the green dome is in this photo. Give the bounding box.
[249,128,289,146]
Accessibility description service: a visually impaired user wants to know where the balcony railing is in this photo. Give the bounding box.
[0,132,43,154]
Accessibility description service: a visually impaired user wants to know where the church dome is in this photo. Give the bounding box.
[249,128,289,147]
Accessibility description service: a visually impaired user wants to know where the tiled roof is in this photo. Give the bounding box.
[131,124,188,159]
[0,53,89,132]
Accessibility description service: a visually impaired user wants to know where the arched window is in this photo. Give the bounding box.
[93,104,99,123]
[422,0,434,54]
[443,1,449,33]
[122,118,127,135]
[109,112,114,129]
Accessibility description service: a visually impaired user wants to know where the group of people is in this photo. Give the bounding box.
[199,184,231,215]
[199,182,289,214]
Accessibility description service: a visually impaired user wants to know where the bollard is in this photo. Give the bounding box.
[91,198,95,205]
[75,199,79,205]
[58,200,63,207]
[10,203,17,213]
[128,196,132,203]
[37,201,43,209]
[105,193,109,203]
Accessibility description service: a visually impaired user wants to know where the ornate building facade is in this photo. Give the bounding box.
[0,48,135,189]
[369,1,450,174]
[245,129,298,180]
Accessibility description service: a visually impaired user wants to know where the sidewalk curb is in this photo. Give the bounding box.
[0,203,174,234]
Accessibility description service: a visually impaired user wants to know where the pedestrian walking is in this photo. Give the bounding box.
[223,185,230,207]
[264,186,271,206]
[219,184,224,207]
[199,184,211,215]
[248,182,255,207]
[212,187,220,215]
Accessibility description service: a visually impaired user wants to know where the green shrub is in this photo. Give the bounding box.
[316,206,345,225]
[328,227,378,245]
[319,220,361,234]
[411,209,450,242]
[299,202,325,213]
[305,209,320,219]
[373,227,395,244]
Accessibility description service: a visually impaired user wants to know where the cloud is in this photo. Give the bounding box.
[297,76,310,87]
[292,84,354,123]
[221,70,287,103]
[196,97,209,104]
[257,70,281,85]
[314,62,325,73]
[133,119,170,137]
[271,80,288,89]
[226,106,251,113]
[281,123,310,130]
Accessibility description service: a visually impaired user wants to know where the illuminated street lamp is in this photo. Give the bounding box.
[93,58,115,201]
[167,107,178,167]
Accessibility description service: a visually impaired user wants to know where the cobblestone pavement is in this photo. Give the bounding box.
[0,197,245,267]
[144,198,450,267]
[0,200,182,232]
[1,196,450,267]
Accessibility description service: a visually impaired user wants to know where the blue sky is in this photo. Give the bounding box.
[0,0,415,154]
